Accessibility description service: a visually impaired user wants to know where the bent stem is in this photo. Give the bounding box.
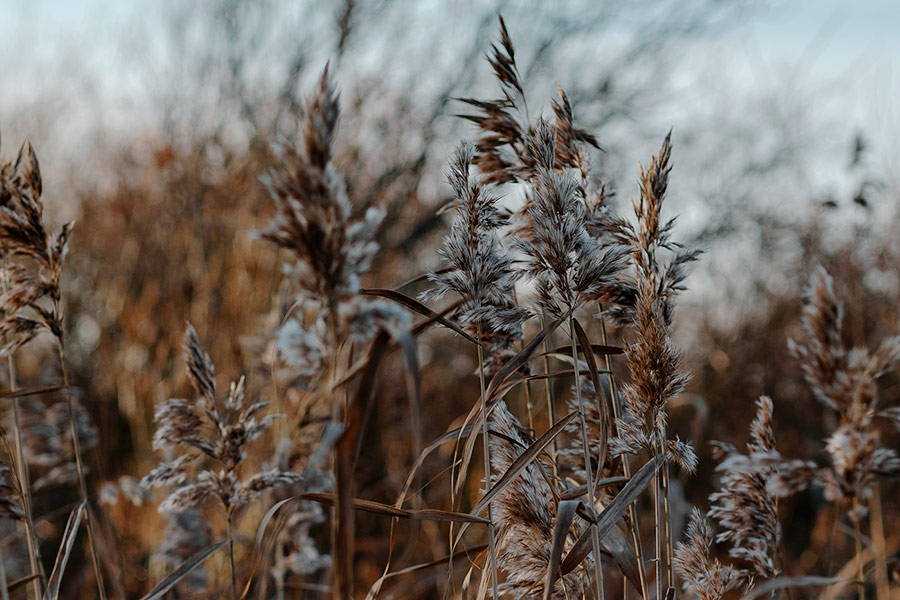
[56,337,107,600]
[477,323,500,600]
[569,312,604,600]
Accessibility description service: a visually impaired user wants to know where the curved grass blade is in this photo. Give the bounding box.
[543,499,578,600]
[6,574,40,595]
[453,314,566,502]
[452,412,578,553]
[140,541,227,600]
[365,544,488,599]
[303,492,490,524]
[361,288,477,344]
[573,317,610,472]
[0,385,62,400]
[42,499,86,600]
[560,457,662,576]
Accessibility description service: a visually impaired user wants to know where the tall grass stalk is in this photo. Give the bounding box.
[1,266,44,600]
[56,336,107,600]
[477,323,500,600]
[8,357,45,600]
[570,312,605,600]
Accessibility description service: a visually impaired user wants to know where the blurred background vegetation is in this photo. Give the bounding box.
[2,0,899,595]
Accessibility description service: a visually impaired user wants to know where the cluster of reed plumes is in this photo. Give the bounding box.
[0,16,898,600]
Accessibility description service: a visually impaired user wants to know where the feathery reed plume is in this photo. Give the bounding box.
[0,136,104,598]
[143,323,300,599]
[673,509,742,600]
[421,140,530,374]
[489,400,583,599]
[767,267,900,513]
[0,137,45,597]
[422,139,532,598]
[514,121,628,319]
[256,66,407,382]
[458,18,601,187]
[762,267,900,598]
[16,394,98,492]
[606,133,701,596]
[256,64,409,598]
[708,396,781,583]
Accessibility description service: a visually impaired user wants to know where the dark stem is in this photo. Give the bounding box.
[56,336,107,600]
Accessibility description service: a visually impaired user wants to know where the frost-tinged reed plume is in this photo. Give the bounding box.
[421,140,530,375]
[709,396,781,582]
[256,66,407,380]
[766,267,900,520]
[143,323,300,598]
[674,509,742,600]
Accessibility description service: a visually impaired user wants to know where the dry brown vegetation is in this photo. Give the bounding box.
[1,7,899,600]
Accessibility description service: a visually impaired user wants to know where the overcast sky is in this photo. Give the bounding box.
[1,0,898,202]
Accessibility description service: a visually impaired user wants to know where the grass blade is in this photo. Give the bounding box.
[42,499,86,600]
[335,330,391,599]
[361,288,478,344]
[140,541,227,600]
[560,457,662,576]
[543,499,578,600]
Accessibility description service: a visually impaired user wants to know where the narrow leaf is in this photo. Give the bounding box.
[543,500,578,600]
[42,499,86,600]
[361,288,478,344]
[560,457,661,575]
[140,541,227,600]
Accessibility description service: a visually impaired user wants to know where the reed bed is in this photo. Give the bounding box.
[0,15,898,600]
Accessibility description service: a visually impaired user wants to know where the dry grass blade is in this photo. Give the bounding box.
[473,411,576,517]
[140,541,227,600]
[543,499,578,600]
[485,314,566,401]
[740,576,850,600]
[361,288,478,344]
[453,314,566,503]
[336,330,391,599]
[240,423,341,598]
[601,525,644,596]
[558,477,630,500]
[334,300,463,389]
[560,457,662,576]
[6,575,40,595]
[0,385,63,399]
[397,423,473,509]
[42,499,86,600]
[393,267,453,291]
[303,493,491,524]
[452,411,578,554]
[546,344,624,356]
[573,316,611,471]
[366,544,489,599]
